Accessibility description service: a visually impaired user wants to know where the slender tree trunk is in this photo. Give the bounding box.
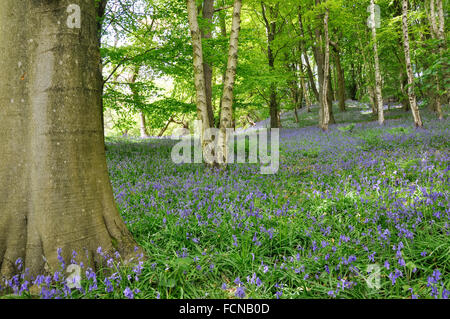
[370,0,384,125]
[139,112,149,138]
[187,0,214,164]
[327,75,336,124]
[301,74,311,112]
[217,9,228,128]
[201,0,215,127]
[331,42,346,112]
[298,9,320,102]
[402,0,423,127]
[217,0,242,167]
[261,2,280,128]
[0,0,138,278]
[313,4,335,126]
[436,0,448,105]
[320,9,331,131]
[129,66,149,138]
[427,0,444,119]
[158,116,174,137]
[400,70,410,112]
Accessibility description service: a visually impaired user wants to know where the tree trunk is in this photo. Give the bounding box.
[187,0,214,164]
[400,71,410,112]
[0,0,138,278]
[298,8,320,102]
[320,9,331,131]
[139,112,149,138]
[436,0,448,106]
[402,0,423,127]
[129,66,149,138]
[262,2,280,128]
[327,75,336,124]
[201,0,216,127]
[427,0,444,119]
[370,0,384,125]
[217,0,242,167]
[331,42,346,112]
[301,74,312,113]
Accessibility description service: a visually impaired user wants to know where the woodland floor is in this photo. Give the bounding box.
[103,102,449,299]
[1,102,448,299]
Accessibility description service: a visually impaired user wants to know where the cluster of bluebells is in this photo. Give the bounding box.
[0,247,146,299]
[427,269,449,299]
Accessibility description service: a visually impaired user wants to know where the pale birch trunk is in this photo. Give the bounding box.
[217,0,242,167]
[186,0,214,164]
[320,9,330,131]
[139,112,149,138]
[370,0,384,125]
[201,0,216,127]
[402,0,423,127]
[0,0,138,278]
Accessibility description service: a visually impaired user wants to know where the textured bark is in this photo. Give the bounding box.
[330,41,346,112]
[436,0,448,105]
[0,0,138,278]
[402,0,423,127]
[300,74,311,113]
[427,0,444,119]
[201,0,215,128]
[298,9,320,102]
[370,0,384,125]
[313,4,335,126]
[400,71,410,112]
[139,112,149,138]
[217,0,242,166]
[320,9,330,131]
[261,1,280,128]
[187,0,214,163]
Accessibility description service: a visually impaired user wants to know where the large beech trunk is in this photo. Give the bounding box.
[402,0,423,127]
[0,0,138,278]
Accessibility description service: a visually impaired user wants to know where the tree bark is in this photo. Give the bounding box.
[320,9,331,131]
[330,41,346,112]
[402,0,423,127]
[436,0,448,105]
[427,0,444,119]
[187,0,214,164]
[261,1,280,128]
[201,0,216,127]
[300,72,311,113]
[313,3,335,126]
[0,0,138,278]
[370,0,384,125]
[298,8,320,103]
[217,0,242,167]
